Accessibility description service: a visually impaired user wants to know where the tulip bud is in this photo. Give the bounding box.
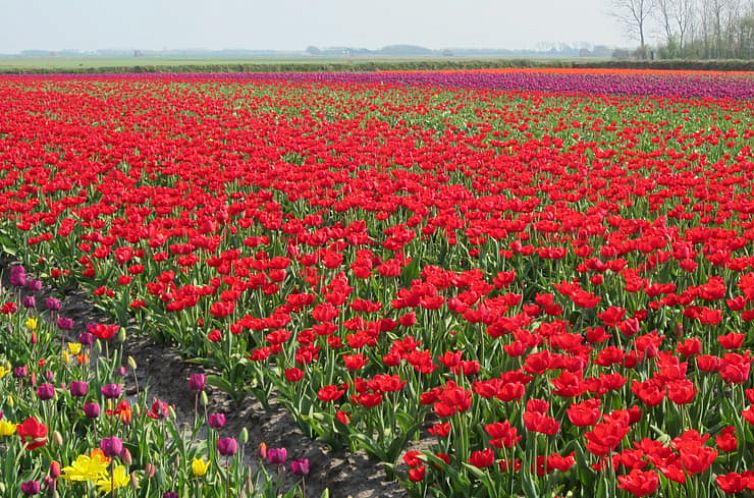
[83,402,101,419]
[49,461,61,478]
[291,458,310,476]
[240,427,249,445]
[208,413,226,429]
[217,437,238,456]
[122,448,133,465]
[6,395,14,408]
[43,476,55,489]
[20,480,41,496]
[144,463,156,479]
[118,327,127,343]
[37,383,55,401]
[257,442,267,460]
[200,391,209,406]
[52,431,63,446]
[100,436,124,458]
[131,473,139,489]
[127,356,137,370]
[188,373,206,392]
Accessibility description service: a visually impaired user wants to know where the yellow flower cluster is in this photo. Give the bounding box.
[61,449,130,492]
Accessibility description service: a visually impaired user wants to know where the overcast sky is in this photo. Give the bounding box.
[0,0,630,53]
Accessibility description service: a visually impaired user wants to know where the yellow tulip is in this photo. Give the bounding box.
[96,465,129,492]
[0,365,9,380]
[0,420,16,436]
[25,317,38,331]
[61,451,110,482]
[67,343,82,355]
[191,458,210,477]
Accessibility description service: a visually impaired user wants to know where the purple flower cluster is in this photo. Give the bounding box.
[26,70,754,100]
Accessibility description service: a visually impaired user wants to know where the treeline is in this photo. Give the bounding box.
[653,0,754,59]
[4,58,754,74]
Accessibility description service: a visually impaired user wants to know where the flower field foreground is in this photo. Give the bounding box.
[1,73,754,497]
[0,270,305,497]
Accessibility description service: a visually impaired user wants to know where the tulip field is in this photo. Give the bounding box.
[2,69,754,497]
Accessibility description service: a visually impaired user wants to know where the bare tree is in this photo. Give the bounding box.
[610,0,655,57]
[655,0,676,45]
[674,0,697,49]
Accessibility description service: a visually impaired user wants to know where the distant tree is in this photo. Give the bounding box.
[305,46,321,56]
[610,0,654,57]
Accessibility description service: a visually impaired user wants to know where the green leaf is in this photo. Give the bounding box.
[0,233,17,256]
[206,374,235,396]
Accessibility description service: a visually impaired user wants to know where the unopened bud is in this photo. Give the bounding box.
[240,427,249,445]
[49,461,61,479]
[144,463,156,479]
[127,356,137,370]
[52,431,63,446]
[130,472,139,489]
[6,395,13,408]
[200,391,209,407]
[118,328,127,343]
[122,448,133,466]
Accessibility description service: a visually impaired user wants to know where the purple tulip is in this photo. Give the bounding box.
[188,373,206,392]
[208,413,226,429]
[45,297,62,312]
[101,383,122,399]
[14,365,28,378]
[162,70,754,100]
[217,437,238,456]
[21,295,36,309]
[57,317,74,331]
[20,479,40,496]
[267,447,288,465]
[26,279,43,292]
[9,265,27,287]
[83,402,101,419]
[100,436,124,457]
[291,458,310,476]
[69,380,88,397]
[37,383,55,401]
[78,331,94,345]
[163,493,178,498]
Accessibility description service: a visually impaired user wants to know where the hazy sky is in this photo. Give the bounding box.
[0,0,630,53]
